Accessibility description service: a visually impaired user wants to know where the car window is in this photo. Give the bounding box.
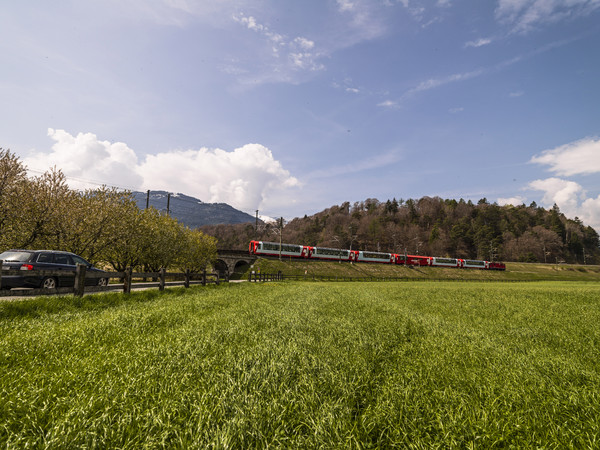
[54,254,73,265]
[71,255,90,266]
[0,251,33,262]
[37,253,54,263]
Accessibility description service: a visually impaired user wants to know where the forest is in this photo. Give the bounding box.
[201,197,600,265]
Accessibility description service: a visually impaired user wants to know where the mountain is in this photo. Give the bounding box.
[132,191,257,228]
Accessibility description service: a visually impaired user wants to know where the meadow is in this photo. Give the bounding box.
[1,281,599,448]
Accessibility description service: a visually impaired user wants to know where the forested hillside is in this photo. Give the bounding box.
[201,197,600,265]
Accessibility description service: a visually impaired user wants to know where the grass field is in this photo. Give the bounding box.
[1,281,600,447]
[250,257,600,282]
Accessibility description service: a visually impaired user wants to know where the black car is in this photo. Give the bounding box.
[0,250,108,290]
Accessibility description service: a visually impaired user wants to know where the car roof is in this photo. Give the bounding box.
[6,249,77,255]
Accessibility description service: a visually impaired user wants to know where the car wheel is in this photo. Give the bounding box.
[97,278,108,287]
[42,277,58,289]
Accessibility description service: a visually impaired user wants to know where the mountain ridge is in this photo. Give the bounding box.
[132,191,256,228]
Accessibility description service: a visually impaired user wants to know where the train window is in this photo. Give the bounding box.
[362,252,390,259]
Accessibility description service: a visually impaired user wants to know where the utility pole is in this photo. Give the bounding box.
[255,210,259,234]
[278,217,283,261]
[166,193,171,216]
[146,190,150,209]
[333,236,342,263]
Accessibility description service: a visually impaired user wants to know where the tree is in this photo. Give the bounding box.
[175,229,217,272]
[0,149,28,249]
[138,209,187,272]
[14,168,74,249]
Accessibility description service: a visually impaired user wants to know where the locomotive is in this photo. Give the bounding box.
[248,240,506,270]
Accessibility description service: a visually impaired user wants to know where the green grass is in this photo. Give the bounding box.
[251,257,600,281]
[1,282,600,447]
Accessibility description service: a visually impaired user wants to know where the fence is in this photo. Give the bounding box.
[252,273,536,283]
[248,271,283,282]
[0,263,222,298]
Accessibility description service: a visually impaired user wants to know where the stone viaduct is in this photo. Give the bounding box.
[214,249,257,279]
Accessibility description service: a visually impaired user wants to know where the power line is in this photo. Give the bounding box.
[24,168,260,218]
[25,168,139,192]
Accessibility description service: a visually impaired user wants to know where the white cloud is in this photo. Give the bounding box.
[530,137,600,176]
[378,99,398,108]
[337,0,355,12]
[497,196,527,206]
[25,129,299,214]
[137,144,300,211]
[465,38,492,48]
[449,107,464,113]
[509,90,524,97]
[525,136,600,231]
[528,177,600,230]
[496,0,600,33]
[405,69,484,97]
[529,178,584,210]
[581,196,600,232]
[24,129,143,189]
[333,78,361,94]
[293,37,315,50]
[232,13,324,77]
[335,0,388,41]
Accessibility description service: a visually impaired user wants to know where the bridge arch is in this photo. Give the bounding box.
[215,249,258,278]
[214,259,229,279]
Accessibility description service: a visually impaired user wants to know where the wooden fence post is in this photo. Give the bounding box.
[184,269,190,288]
[0,260,3,290]
[215,273,220,285]
[159,267,166,291]
[123,267,132,294]
[202,269,206,286]
[74,263,87,297]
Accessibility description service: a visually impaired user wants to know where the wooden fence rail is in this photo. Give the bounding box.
[260,274,536,283]
[248,271,284,282]
[0,262,222,298]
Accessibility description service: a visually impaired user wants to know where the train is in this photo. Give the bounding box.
[248,240,506,270]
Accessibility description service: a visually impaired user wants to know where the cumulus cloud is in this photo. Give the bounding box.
[528,178,584,212]
[530,137,600,176]
[25,129,299,214]
[529,177,600,231]
[497,196,527,206]
[137,144,300,211]
[24,129,143,189]
[525,136,600,231]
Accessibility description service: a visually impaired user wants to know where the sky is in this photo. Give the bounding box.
[2,0,600,230]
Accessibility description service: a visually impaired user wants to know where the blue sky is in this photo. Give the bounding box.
[2,0,600,230]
